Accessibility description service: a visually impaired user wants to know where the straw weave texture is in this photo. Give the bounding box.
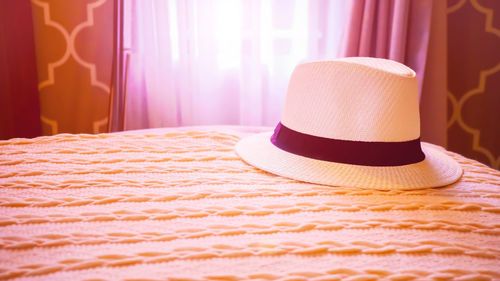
[240,58,462,190]
[282,58,420,142]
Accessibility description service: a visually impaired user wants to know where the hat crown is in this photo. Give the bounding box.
[281,57,420,142]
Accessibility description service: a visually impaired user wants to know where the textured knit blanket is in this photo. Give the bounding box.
[0,127,499,281]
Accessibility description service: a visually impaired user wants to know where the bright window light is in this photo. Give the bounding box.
[215,0,242,69]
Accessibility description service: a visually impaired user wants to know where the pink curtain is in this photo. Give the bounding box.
[338,0,447,147]
[117,0,349,130]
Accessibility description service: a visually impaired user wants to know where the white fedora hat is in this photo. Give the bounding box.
[236,57,462,190]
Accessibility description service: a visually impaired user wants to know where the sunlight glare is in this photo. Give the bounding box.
[167,0,179,61]
[215,0,242,69]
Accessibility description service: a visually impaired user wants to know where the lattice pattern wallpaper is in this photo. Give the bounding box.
[447,0,500,169]
[31,0,113,135]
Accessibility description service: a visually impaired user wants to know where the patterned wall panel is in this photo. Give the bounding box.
[447,0,500,169]
[31,0,113,135]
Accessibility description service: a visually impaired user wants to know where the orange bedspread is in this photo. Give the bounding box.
[0,126,499,280]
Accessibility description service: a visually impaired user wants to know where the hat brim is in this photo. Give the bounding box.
[235,132,463,190]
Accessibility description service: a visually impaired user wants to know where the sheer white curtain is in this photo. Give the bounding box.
[122,0,347,130]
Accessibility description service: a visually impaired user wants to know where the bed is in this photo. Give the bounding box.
[0,126,499,280]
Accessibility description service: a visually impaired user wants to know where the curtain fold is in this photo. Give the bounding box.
[338,0,447,146]
[119,0,348,130]
[0,0,41,139]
